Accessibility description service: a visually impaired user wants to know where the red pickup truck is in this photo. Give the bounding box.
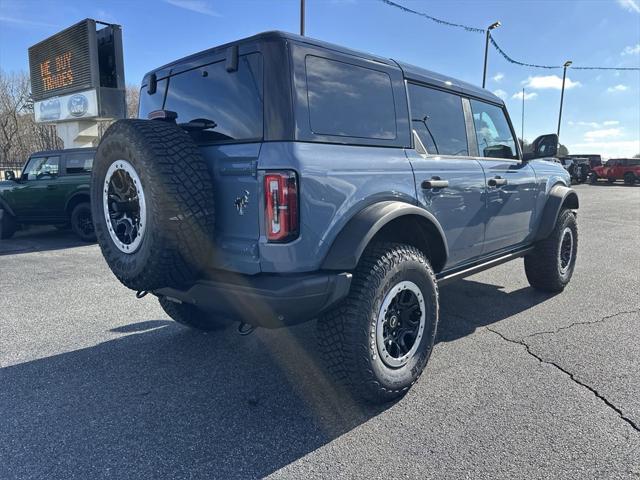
[590,158,640,185]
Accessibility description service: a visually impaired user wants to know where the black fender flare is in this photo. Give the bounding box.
[64,190,90,215]
[321,201,449,271]
[534,184,579,241]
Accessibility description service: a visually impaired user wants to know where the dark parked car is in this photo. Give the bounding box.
[0,148,96,241]
[91,31,579,403]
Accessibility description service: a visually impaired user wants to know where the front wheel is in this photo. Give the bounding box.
[317,242,439,403]
[70,202,96,242]
[0,210,17,239]
[624,173,636,185]
[524,209,578,292]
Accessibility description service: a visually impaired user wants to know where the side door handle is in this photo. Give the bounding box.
[488,176,508,187]
[46,184,57,190]
[421,179,449,189]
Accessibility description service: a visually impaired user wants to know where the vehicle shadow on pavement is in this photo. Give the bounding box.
[0,279,555,479]
[0,317,384,479]
[437,280,557,342]
[0,226,93,256]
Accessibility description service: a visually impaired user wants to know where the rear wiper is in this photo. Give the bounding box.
[178,118,218,131]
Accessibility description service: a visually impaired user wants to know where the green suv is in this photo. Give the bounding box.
[0,148,96,241]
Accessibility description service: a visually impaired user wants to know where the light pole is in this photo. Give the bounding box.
[557,60,572,138]
[300,0,305,36]
[482,21,501,88]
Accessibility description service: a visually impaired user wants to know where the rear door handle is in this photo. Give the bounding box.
[488,177,508,187]
[421,179,449,189]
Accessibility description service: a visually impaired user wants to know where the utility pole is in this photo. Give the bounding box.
[557,60,572,138]
[300,0,305,36]
[521,88,525,145]
[482,21,501,88]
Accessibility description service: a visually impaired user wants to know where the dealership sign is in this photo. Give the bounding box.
[28,19,126,123]
[34,89,99,122]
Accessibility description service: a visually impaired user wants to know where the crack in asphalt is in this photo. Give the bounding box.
[523,309,640,339]
[486,326,640,434]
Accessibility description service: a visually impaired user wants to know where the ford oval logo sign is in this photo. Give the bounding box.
[68,94,89,117]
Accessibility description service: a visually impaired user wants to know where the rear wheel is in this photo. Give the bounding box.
[159,296,231,331]
[624,172,635,185]
[0,210,17,239]
[70,202,95,242]
[525,209,578,292]
[317,242,439,403]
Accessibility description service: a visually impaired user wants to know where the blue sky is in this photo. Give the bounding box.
[1,0,639,157]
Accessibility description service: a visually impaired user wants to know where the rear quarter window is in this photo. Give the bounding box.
[305,55,397,140]
[65,153,94,174]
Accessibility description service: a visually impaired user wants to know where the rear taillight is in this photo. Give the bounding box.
[264,171,299,242]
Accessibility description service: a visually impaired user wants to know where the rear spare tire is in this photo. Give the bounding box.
[91,119,215,291]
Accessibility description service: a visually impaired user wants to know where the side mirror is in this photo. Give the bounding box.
[4,170,16,181]
[525,134,558,160]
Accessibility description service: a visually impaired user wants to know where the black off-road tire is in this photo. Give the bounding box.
[0,210,17,239]
[70,202,96,242]
[524,209,578,292]
[589,173,598,184]
[159,296,231,331]
[317,242,439,404]
[624,172,636,185]
[91,119,215,291]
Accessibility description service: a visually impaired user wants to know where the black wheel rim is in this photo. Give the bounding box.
[103,160,147,253]
[77,210,94,236]
[559,227,574,274]
[376,281,426,368]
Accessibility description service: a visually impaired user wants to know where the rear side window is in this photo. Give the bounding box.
[65,153,93,174]
[154,53,263,143]
[305,56,397,140]
[470,99,518,159]
[408,84,468,156]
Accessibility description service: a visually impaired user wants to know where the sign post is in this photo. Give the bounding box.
[28,19,126,148]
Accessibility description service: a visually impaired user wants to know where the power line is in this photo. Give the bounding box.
[381,0,640,72]
[380,0,484,34]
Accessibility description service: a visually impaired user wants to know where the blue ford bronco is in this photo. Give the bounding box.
[91,31,578,403]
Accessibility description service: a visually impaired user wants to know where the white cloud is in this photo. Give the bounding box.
[571,140,640,158]
[570,120,621,129]
[617,0,640,13]
[584,128,623,140]
[523,75,581,90]
[492,89,507,99]
[0,15,58,27]
[621,43,640,55]
[492,73,504,82]
[607,84,628,92]
[512,91,538,100]
[164,0,220,16]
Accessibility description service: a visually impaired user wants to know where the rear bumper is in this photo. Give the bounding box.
[154,271,352,328]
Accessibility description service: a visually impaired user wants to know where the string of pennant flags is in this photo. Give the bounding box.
[381,0,640,71]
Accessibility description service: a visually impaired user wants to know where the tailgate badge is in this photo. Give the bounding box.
[234,190,250,216]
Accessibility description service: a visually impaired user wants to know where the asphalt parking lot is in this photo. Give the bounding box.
[1,183,638,479]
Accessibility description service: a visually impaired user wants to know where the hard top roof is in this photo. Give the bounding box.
[143,31,503,104]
